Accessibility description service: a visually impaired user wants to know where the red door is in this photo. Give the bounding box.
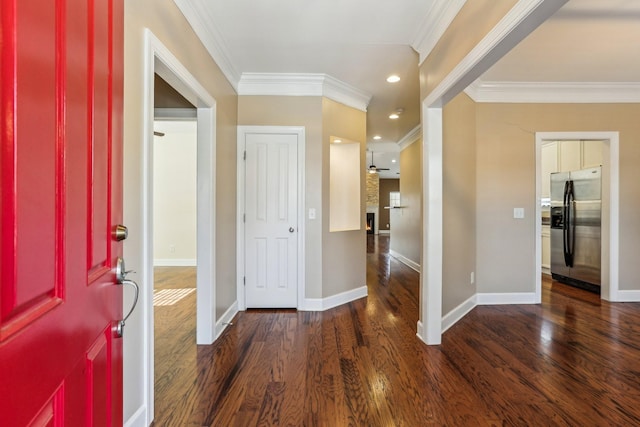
[1,0,124,425]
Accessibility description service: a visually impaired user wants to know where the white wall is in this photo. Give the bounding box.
[153,120,197,265]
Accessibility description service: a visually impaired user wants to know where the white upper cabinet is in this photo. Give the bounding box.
[582,140,603,169]
[559,140,582,172]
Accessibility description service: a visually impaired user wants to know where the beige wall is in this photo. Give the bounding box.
[124,0,238,421]
[321,98,367,298]
[476,103,640,293]
[379,179,400,232]
[391,139,422,264]
[237,96,324,298]
[419,0,517,101]
[442,93,477,313]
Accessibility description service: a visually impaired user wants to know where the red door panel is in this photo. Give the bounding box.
[0,0,124,425]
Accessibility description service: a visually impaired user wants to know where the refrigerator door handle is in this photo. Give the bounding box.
[568,180,576,268]
[563,180,570,267]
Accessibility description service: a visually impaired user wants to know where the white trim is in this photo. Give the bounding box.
[214,301,239,339]
[237,73,371,112]
[301,286,368,312]
[420,107,443,345]
[425,0,567,107]
[615,291,640,303]
[389,249,421,273]
[466,81,640,104]
[236,126,306,311]
[477,292,537,305]
[153,258,197,267]
[397,125,422,150]
[412,0,467,64]
[535,132,619,302]
[142,29,218,425]
[123,405,146,427]
[378,230,391,235]
[172,0,240,89]
[416,320,424,342]
[441,294,477,333]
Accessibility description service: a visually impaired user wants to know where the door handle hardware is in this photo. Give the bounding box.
[116,279,139,338]
[289,227,295,233]
[113,224,128,241]
[114,257,139,338]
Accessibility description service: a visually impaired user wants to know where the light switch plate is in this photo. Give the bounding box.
[309,208,316,220]
[513,207,525,219]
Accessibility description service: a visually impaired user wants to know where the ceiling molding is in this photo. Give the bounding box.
[465,80,640,103]
[173,0,241,90]
[238,73,372,112]
[424,0,565,108]
[398,125,422,150]
[412,0,467,65]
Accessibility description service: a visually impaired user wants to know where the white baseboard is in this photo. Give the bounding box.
[477,292,537,305]
[124,405,147,427]
[153,258,197,267]
[416,320,424,342]
[614,290,640,302]
[441,294,477,333]
[215,301,239,340]
[389,249,421,273]
[300,285,368,311]
[378,230,390,235]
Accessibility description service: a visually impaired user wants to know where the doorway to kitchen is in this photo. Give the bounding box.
[535,132,619,302]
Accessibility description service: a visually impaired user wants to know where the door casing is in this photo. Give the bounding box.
[236,126,306,310]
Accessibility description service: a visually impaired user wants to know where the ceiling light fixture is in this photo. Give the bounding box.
[373,135,381,140]
[386,75,400,83]
[389,108,404,120]
[334,139,342,143]
[389,113,399,119]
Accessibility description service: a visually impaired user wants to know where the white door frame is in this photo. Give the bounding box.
[535,132,619,301]
[141,29,217,424]
[236,126,306,310]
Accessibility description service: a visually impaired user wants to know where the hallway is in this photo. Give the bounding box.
[153,235,640,426]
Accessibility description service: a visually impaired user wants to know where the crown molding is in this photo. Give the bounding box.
[398,125,422,150]
[465,80,640,103]
[173,0,241,90]
[412,0,467,65]
[237,73,372,112]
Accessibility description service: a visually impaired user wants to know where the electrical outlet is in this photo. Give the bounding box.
[169,245,176,253]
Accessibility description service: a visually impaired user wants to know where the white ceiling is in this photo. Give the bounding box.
[175,0,640,179]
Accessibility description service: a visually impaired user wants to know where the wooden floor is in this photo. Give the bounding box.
[153,236,640,426]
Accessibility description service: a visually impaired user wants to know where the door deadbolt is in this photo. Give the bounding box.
[113,224,128,241]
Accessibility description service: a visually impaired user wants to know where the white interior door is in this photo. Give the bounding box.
[244,133,298,308]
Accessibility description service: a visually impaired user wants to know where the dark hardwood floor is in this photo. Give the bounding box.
[153,236,640,426]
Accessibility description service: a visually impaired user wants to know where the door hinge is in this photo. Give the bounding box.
[243,150,246,160]
[243,276,246,286]
[243,213,246,223]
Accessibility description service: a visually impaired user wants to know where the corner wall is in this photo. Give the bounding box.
[442,93,477,314]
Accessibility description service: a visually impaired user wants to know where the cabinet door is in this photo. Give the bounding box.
[583,140,603,168]
[541,142,558,198]
[559,140,581,172]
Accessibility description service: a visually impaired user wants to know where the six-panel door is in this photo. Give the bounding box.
[0,0,124,424]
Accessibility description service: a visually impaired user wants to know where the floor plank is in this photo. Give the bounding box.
[152,236,640,426]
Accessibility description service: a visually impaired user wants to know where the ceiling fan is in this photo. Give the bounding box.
[368,151,389,174]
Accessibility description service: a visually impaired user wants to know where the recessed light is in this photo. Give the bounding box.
[389,113,399,119]
[391,159,396,163]
[334,139,342,143]
[386,75,400,83]
[373,135,381,140]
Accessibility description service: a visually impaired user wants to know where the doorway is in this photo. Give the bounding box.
[142,30,217,423]
[535,132,619,302]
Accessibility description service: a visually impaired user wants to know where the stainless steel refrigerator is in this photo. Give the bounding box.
[550,167,601,292]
